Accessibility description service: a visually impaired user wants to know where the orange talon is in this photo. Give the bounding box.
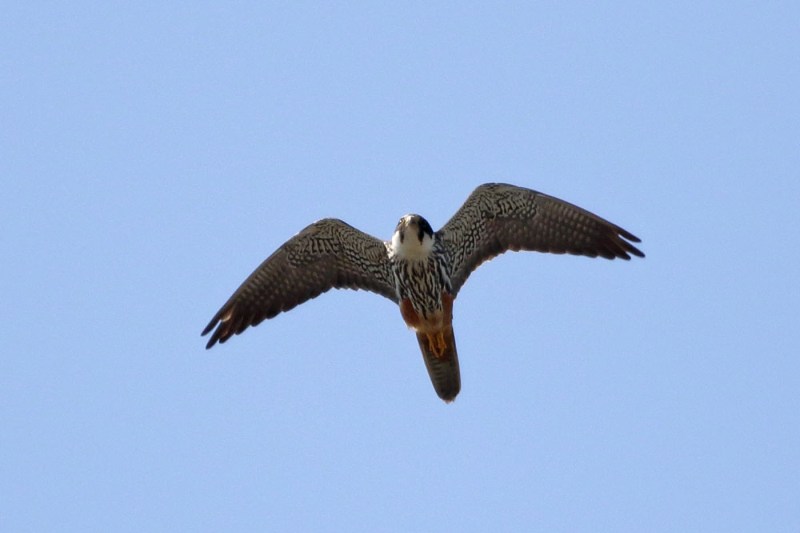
[426,334,437,356]
[436,331,447,357]
[426,331,447,358]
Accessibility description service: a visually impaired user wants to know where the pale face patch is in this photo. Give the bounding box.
[390,215,434,261]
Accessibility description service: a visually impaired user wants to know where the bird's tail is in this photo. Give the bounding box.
[416,327,461,403]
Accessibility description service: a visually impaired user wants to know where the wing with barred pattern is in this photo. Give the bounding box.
[202,218,398,348]
[437,183,644,296]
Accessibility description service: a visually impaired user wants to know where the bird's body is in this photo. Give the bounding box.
[202,183,644,402]
[389,215,460,400]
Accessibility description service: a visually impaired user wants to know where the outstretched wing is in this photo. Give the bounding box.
[438,183,645,295]
[202,218,398,348]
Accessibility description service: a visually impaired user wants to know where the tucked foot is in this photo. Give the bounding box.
[426,331,448,358]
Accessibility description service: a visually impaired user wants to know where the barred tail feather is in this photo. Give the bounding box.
[416,328,461,403]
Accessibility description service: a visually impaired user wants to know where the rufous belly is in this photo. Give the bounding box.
[400,291,454,358]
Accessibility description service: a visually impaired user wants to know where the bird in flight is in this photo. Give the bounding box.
[202,183,644,402]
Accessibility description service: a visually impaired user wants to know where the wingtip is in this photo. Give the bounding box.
[616,227,645,259]
[625,240,646,259]
[201,320,222,349]
[616,226,642,243]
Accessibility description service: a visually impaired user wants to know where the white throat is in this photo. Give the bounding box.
[391,229,434,261]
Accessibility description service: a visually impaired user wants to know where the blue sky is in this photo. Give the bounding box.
[3,2,799,531]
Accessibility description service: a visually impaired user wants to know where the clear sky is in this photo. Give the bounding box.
[3,2,799,532]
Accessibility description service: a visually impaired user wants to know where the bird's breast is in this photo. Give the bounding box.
[392,255,448,304]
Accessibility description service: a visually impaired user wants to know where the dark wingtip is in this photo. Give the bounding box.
[623,232,642,243]
[616,226,642,243]
[624,238,645,259]
[615,226,645,259]
[618,242,645,259]
[201,318,222,349]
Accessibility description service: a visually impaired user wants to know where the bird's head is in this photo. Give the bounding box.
[391,214,435,259]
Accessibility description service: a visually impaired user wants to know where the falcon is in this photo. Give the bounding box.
[202,183,644,402]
